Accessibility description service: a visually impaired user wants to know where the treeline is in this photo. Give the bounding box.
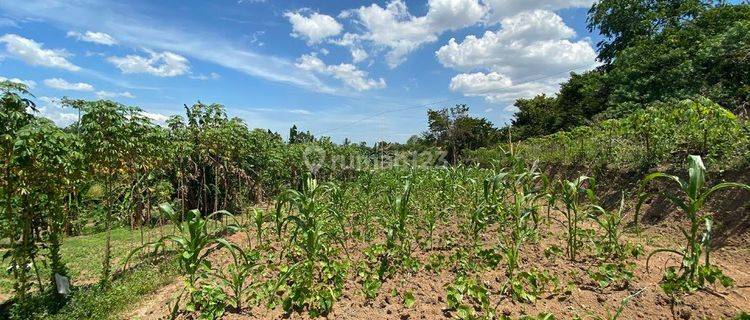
[409,2,750,167]
[467,98,750,170]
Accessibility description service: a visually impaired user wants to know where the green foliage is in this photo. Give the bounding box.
[638,155,749,294]
[445,275,495,320]
[558,176,596,261]
[273,178,349,316]
[422,104,501,164]
[515,98,748,170]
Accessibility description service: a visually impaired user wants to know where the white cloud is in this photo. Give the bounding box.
[350,47,369,63]
[67,30,117,46]
[339,0,486,67]
[34,96,79,126]
[437,10,594,77]
[0,1,337,94]
[0,34,80,71]
[289,109,313,115]
[437,10,597,103]
[284,10,343,44]
[449,71,560,103]
[95,90,135,99]
[0,76,36,88]
[189,72,221,80]
[107,49,190,77]
[296,53,386,91]
[483,0,594,23]
[139,111,170,122]
[43,78,94,91]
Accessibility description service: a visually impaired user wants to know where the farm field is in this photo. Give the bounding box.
[120,166,750,320]
[9,161,750,320]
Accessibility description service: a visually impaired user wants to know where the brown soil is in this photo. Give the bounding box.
[126,203,750,320]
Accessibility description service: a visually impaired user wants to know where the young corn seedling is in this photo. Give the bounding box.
[559,176,597,261]
[253,208,264,245]
[637,155,750,294]
[211,248,260,312]
[589,195,636,260]
[500,190,535,278]
[124,204,241,318]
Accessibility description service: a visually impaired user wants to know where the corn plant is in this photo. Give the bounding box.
[589,195,634,260]
[211,248,260,312]
[500,191,535,278]
[124,204,240,318]
[274,177,348,316]
[380,180,415,274]
[637,155,750,294]
[253,208,264,245]
[558,176,597,261]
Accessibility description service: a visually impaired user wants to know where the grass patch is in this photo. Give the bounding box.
[0,225,176,296]
[1,257,177,319]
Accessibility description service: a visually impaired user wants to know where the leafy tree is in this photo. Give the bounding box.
[588,0,711,64]
[289,124,315,144]
[0,82,82,314]
[510,95,561,140]
[422,105,500,164]
[0,81,37,310]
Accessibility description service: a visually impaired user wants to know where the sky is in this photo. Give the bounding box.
[0,0,602,144]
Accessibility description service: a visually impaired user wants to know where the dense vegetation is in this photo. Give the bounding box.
[509,1,750,140]
[1,0,749,319]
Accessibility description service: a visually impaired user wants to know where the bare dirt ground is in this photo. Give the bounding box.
[126,201,750,320]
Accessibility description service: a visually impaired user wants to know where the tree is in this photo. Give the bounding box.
[0,81,37,310]
[511,95,562,140]
[423,105,500,164]
[588,0,710,64]
[289,124,314,144]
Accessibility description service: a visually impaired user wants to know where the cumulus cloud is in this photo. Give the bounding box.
[296,53,385,91]
[350,47,369,63]
[0,76,36,88]
[339,0,486,67]
[67,30,117,46]
[95,90,135,99]
[107,49,190,77]
[284,10,343,44]
[483,0,594,23]
[0,34,81,71]
[437,10,594,76]
[437,10,597,103]
[449,71,561,103]
[43,78,94,91]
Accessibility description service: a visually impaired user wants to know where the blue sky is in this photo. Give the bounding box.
[0,0,601,144]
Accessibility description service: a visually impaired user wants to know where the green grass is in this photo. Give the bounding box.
[0,225,180,319]
[45,258,178,320]
[0,225,176,296]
